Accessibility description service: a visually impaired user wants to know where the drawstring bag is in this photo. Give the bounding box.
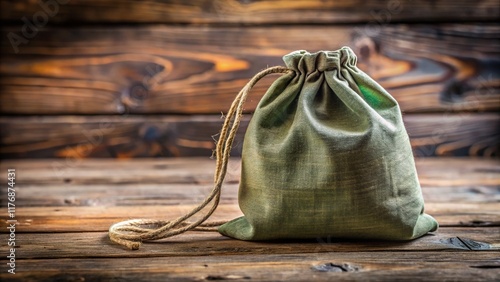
[109,47,438,250]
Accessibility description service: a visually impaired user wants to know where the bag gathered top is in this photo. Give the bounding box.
[109,46,438,250]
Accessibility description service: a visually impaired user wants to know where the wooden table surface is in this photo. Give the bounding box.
[0,157,499,281]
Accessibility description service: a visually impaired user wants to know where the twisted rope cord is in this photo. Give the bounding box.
[109,66,291,250]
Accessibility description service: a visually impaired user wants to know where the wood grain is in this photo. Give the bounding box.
[1,2,498,280]
[1,202,498,233]
[0,158,498,207]
[0,157,498,281]
[2,252,499,282]
[4,184,499,208]
[1,24,498,115]
[0,158,498,232]
[1,0,498,24]
[0,114,498,158]
[2,157,497,186]
[2,228,499,259]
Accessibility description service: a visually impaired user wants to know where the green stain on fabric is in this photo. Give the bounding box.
[359,84,384,108]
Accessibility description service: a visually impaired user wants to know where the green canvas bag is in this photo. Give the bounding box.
[109,47,438,250]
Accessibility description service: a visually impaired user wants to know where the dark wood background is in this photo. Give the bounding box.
[0,0,498,158]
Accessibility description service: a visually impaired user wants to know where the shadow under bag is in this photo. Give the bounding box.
[218,47,438,241]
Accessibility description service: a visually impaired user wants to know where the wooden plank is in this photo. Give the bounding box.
[0,158,496,233]
[406,114,500,157]
[422,186,500,203]
[0,157,497,207]
[0,114,498,158]
[2,183,241,207]
[1,0,498,24]
[414,158,500,187]
[1,158,498,186]
[0,204,243,233]
[0,157,497,280]
[1,252,499,282]
[3,183,498,207]
[2,228,499,259]
[0,157,231,184]
[425,203,500,227]
[1,24,498,115]
[0,202,498,232]
[1,157,498,185]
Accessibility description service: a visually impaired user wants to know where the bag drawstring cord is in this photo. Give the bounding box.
[109,66,291,250]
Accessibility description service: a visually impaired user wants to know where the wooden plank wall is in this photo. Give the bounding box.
[0,0,499,158]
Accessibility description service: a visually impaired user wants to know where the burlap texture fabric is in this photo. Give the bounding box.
[219,47,438,241]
